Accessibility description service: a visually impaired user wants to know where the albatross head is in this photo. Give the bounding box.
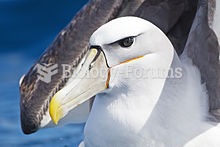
[49,16,175,126]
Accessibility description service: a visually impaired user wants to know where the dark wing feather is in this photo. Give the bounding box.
[182,0,220,120]
[20,0,125,134]
[135,0,198,55]
[135,0,186,33]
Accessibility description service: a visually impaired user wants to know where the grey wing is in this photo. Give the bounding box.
[182,0,220,120]
[19,0,125,134]
[135,0,198,55]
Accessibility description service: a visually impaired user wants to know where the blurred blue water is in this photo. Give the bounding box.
[0,1,88,146]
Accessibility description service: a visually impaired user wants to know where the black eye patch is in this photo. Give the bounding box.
[118,37,134,48]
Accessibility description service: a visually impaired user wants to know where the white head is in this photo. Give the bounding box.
[88,17,175,93]
[49,16,175,127]
[90,16,174,67]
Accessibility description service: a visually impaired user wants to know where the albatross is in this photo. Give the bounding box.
[19,0,220,146]
[49,16,220,147]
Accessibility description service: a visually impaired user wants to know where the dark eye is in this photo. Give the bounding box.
[118,37,134,48]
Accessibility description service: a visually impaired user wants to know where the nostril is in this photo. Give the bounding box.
[89,62,95,70]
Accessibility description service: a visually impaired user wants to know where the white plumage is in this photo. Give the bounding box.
[79,17,220,147]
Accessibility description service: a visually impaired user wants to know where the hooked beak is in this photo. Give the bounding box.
[49,48,110,124]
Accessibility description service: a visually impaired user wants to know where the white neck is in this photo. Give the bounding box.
[140,54,211,146]
[84,53,210,147]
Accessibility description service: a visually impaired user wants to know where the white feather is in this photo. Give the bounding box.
[79,17,220,147]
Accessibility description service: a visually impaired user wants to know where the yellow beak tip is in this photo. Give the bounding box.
[49,96,62,125]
